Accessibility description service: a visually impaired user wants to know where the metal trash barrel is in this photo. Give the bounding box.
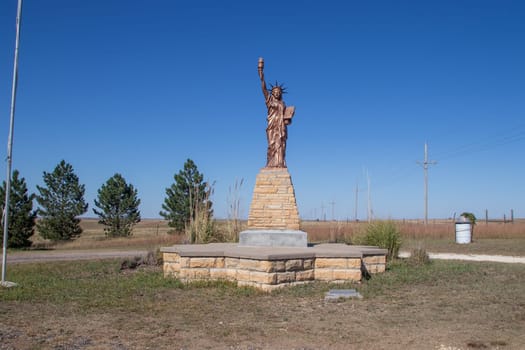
[455,222,471,244]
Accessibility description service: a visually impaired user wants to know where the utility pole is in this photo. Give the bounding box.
[366,169,372,223]
[329,201,335,221]
[354,182,358,221]
[417,142,437,225]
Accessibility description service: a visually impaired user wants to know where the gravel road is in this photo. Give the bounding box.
[398,251,525,264]
[2,250,148,264]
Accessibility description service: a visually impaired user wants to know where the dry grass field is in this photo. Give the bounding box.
[26,218,525,257]
[30,219,183,251]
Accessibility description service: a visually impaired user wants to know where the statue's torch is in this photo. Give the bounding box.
[258,57,264,79]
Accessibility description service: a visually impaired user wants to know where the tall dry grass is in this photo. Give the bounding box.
[398,219,525,240]
[302,219,525,242]
[224,178,244,242]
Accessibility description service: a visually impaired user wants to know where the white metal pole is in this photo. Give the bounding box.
[2,0,23,286]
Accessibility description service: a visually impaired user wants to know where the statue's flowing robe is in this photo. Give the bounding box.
[265,96,287,168]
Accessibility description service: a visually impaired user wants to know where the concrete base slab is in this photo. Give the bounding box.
[239,230,308,247]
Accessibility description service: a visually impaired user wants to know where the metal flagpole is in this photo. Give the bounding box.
[2,0,23,287]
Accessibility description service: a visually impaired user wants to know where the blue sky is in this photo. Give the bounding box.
[1,1,524,221]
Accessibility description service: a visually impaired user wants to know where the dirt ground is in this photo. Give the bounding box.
[1,261,524,350]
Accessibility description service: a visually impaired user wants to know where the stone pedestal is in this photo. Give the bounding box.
[246,167,300,230]
[241,167,306,247]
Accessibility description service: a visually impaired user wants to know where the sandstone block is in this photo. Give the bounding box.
[225,268,237,280]
[215,257,225,268]
[332,269,361,281]
[285,259,304,271]
[178,269,191,280]
[179,268,210,280]
[238,259,260,271]
[347,258,361,269]
[180,257,190,268]
[315,258,348,269]
[365,264,386,274]
[208,268,223,279]
[225,257,239,268]
[236,269,251,282]
[250,271,277,284]
[363,255,387,264]
[163,253,180,263]
[189,257,216,268]
[277,272,296,283]
[168,262,180,272]
[193,268,211,279]
[259,260,285,272]
[295,269,315,281]
[303,259,314,270]
[315,269,334,281]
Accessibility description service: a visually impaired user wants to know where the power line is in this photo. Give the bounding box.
[433,125,525,161]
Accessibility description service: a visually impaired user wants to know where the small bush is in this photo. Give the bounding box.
[407,245,431,266]
[354,221,402,261]
[154,248,164,266]
[120,256,142,270]
[120,250,162,271]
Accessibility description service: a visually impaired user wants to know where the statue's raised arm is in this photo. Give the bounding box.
[258,57,269,101]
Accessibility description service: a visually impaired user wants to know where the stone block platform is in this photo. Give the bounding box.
[161,243,387,292]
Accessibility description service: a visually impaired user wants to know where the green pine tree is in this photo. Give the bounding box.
[36,160,88,241]
[160,159,213,234]
[0,170,37,248]
[93,173,141,237]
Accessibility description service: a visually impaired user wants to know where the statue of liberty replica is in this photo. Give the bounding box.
[239,58,306,247]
